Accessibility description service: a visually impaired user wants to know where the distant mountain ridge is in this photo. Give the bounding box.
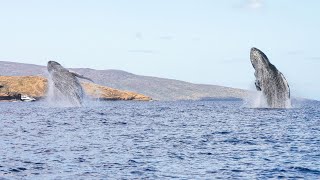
[0,61,250,100]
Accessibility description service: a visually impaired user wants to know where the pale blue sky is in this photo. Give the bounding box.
[0,0,319,99]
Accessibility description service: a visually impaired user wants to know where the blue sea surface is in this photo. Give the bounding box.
[0,100,319,179]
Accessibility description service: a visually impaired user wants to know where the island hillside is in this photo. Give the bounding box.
[0,76,151,101]
[0,61,251,100]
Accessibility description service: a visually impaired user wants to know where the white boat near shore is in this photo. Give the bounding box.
[21,95,36,102]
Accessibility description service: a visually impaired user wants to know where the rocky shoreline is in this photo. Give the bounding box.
[0,76,152,102]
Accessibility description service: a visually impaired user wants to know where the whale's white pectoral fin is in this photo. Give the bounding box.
[71,72,94,82]
[255,80,262,91]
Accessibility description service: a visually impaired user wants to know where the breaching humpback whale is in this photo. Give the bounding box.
[47,61,93,106]
[250,47,291,108]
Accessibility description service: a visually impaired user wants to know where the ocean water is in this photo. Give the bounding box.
[0,100,319,179]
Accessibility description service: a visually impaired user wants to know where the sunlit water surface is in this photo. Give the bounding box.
[0,100,319,179]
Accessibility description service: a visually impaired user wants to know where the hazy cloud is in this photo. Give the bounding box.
[286,51,320,62]
[248,0,263,9]
[287,50,303,56]
[160,36,174,40]
[128,50,156,54]
[307,57,320,61]
[135,32,143,40]
[232,0,264,10]
[220,59,247,64]
[191,37,201,41]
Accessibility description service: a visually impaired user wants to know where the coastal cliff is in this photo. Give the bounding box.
[0,76,151,101]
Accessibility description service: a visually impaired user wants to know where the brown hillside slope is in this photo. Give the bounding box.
[0,76,151,101]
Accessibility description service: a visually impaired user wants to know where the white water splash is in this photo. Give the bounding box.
[244,91,268,108]
[244,91,292,109]
[46,75,104,107]
[46,76,76,107]
[82,84,104,107]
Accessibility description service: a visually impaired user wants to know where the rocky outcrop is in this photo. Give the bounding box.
[82,82,151,101]
[0,76,151,101]
[0,76,46,99]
